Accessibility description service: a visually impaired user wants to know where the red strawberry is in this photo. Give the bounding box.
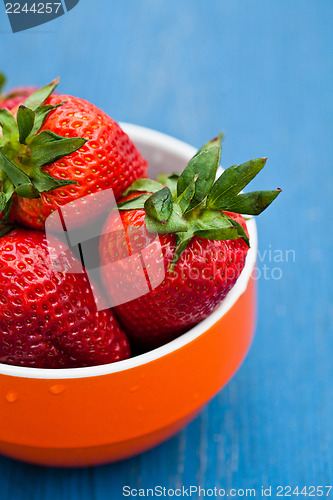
[0,226,130,368]
[0,71,37,111]
[0,78,148,229]
[100,136,281,350]
[0,86,38,111]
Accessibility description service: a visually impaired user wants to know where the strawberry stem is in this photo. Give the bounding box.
[119,134,281,264]
[0,78,86,221]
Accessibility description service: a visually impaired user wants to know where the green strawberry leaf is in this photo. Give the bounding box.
[191,208,233,231]
[0,77,93,207]
[0,151,32,187]
[0,146,77,198]
[23,77,59,111]
[0,221,15,238]
[17,105,35,144]
[145,203,187,235]
[156,172,180,197]
[144,186,173,223]
[30,129,61,145]
[0,177,15,222]
[165,173,180,198]
[177,134,222,212]
[0,178,14,212]
[29,166,77,193]
[30,130,87,167]
[176,174,197,213]
[207,157,267,209]
[188,208,237,240]
[2,198,13,222]
[227,217,250,247]
[197,134,223,155]
[15,183,40,199]
[156,173,168,184]
[123,178,164,196]
[170,209,245,268]
[222,189,282,215]
[117,134,280,269]
[170,229,195,270]
[194,225,240,242]
[118,194,151,211]
[0,73,6,94]
[29,103,63,138]
[0,109,18,139]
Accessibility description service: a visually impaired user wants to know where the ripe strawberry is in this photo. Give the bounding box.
[0,78,148,229]
[0,86,38,111]
[0,226,130,368]
[0,72,37,110]
[100,135,281,350]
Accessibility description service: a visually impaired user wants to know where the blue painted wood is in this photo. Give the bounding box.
[0,0,332,497]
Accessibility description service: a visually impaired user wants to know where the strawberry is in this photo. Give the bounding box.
[0,78,148,229]
[0,224,130,368]
[0,72,37,111]
[99,135,281,350]
[0,86,38,111]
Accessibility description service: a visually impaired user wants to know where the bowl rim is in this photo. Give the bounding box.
[0,123,257,380]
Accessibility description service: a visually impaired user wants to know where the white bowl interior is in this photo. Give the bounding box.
[0,123,257,379]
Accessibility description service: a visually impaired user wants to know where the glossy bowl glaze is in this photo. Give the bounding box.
[0,124,257,467]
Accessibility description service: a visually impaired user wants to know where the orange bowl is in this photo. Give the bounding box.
[0,124,257,467]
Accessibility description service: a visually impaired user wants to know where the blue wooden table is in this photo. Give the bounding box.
[1,0,332,497]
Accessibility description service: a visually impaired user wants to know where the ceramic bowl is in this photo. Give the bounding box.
[0,124,257,467]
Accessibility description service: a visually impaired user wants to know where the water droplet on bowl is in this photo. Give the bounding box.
[130,385,139,393]
[49,384,66,395]
[5,392,18,403]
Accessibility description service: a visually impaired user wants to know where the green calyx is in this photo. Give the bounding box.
[0,219,16,238]
[0,73,6,96]
[0,77,87,220]
[119,134,281,269]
